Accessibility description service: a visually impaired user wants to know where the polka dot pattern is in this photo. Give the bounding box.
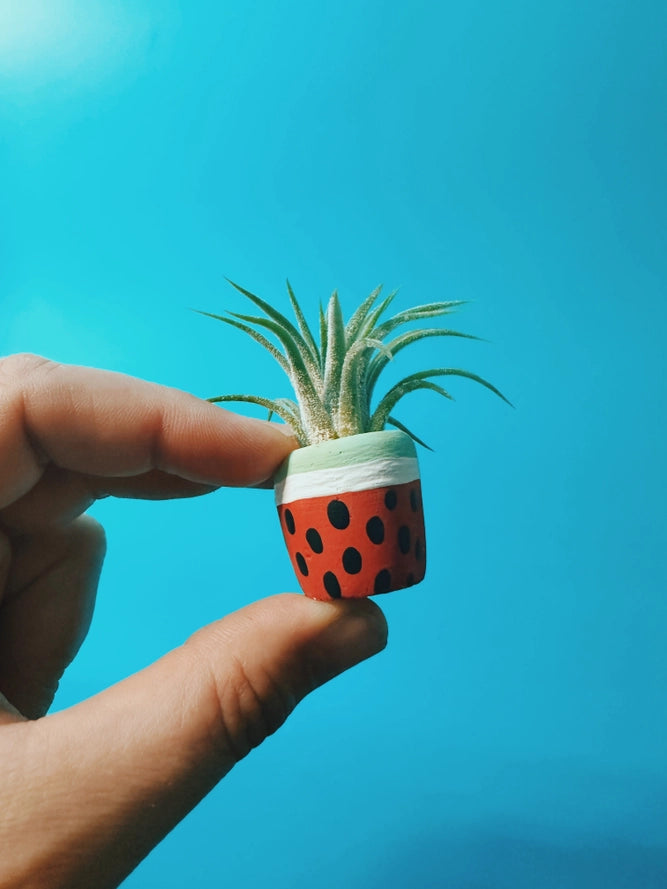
[366,516,384,545]
[295,552,308,576]
[374,569,391,594]
[306,527,323,554]
[324,571,341,598]
[284,509,295,535]
[277,478,426,600]
[343,547,362,575]
[327,499,350,529]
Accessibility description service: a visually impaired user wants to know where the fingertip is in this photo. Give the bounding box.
[243,592,388,678]
[306,596,389,676]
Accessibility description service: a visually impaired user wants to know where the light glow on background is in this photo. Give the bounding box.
[0,1,156,81]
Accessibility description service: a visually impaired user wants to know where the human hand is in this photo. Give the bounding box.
[0,354,387,889]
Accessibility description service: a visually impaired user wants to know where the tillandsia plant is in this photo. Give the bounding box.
[198,279,509,600]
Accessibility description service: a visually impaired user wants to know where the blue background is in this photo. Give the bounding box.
[2,1,666,886]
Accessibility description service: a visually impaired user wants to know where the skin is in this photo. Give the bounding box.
[0,354,388,889]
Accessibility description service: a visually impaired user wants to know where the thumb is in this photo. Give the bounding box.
[3,595,387,889]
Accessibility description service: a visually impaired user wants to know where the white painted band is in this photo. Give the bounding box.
[274,456,420,506]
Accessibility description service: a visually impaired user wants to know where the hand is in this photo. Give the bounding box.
[0,354,387,889]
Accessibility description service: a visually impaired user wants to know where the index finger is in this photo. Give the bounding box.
[0,354,297,509]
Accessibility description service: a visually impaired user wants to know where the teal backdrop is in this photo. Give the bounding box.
[2,1,666,886]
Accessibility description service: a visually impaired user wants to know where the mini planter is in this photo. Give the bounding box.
[274,430,425,599]
[201,280,509,599]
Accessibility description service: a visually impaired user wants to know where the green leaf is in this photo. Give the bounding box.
[366,327,482,396]
[337,337,391,436]
[226,278,321,381]
[345,285,383,343]
[272,396,307,427]
[370,366,511,431]
[193,310,290,374]
[358,290,398,340]
[373,301,466,340]
[229,310,321,385]
[323,290,346,414]
[207,394,307,445]
[386,415,433,451]
[229,310,323,385]
[226,279,307,344]
[318,301,327,376]
[224,310,333,439]
[286,279,320,366]
[370,378,454,432]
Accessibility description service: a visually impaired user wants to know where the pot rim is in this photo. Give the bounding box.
[274,430,420,506]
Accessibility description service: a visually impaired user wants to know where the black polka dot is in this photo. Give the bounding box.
[295,552,308,576]
[366,516,385,545]
[284,509,295,534]
[374,569,391,594]
[384,489,397,510]
[398,526,411,555]
[323,571,341,598]
[342,547,362,574]
[406,572,415,585]
[415,538,423,561]
[327,499,350,529]
[410,489,419,512]
[306,528,323,553]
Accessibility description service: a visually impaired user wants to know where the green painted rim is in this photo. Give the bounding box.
[274,430,417,482]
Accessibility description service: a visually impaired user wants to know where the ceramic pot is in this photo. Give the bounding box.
[274,430,426,599]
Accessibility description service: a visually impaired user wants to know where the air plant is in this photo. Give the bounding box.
[199,279,509,447]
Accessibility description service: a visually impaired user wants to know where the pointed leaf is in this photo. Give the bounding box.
[224,311,333,438]
[323,290,346,413]
[207,394,307,445]
[373,301,466,340]
[226,278,320,379]
[194,310,290,374]
[366,327,482,396]
[386,415,433,451]
[345,285,383,343]
[228,310,322,390]
[286,279,319,366]
[229,311,321,385]
[370,379,454,432]
[272,396,309,431]
[318,301,328,375]
[404,367,511,404]
[358,290,397,340]
[337,337,390,436]
[370,366,511,431]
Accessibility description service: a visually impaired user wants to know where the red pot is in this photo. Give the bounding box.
[274,431,426,599]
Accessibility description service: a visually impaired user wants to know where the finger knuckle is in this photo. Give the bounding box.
[188,636,296,764]
[224,655,296,757]
[0,353,57,386]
